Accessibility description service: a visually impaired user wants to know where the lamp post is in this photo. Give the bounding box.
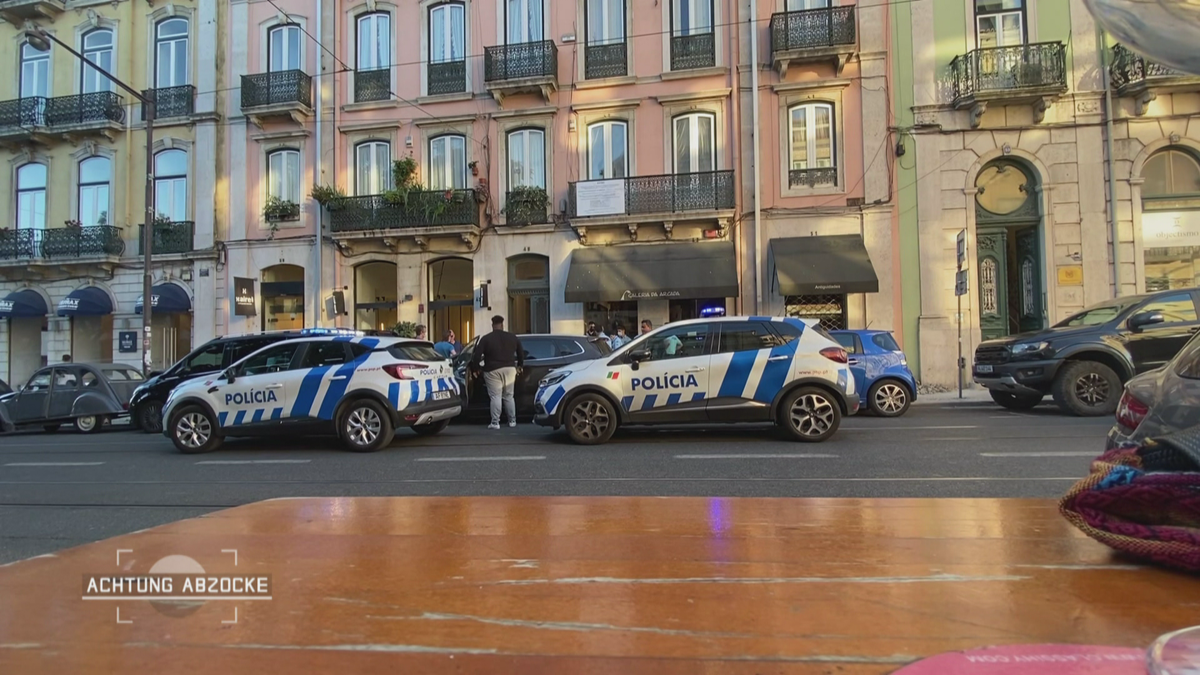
[24,25,156,376]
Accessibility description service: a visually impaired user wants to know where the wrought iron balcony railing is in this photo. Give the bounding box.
[0,97,46,129]
[789,167,838,189]
[585,41,628,79]
[950,42,1067,103]
[329,190,479,233]
[139,221,194,255]
[505,190,549,226]
[354,68,391,103]
[428,60,467,95]
[0,226,125,260]
[770,6,856,53]
[44,91,125,127]
[141,85,195,120]
[670,32,716,71]
[568,170,736,218]
[1111,43,1195,89]
[241,70,313,110]
[485,40,558,82]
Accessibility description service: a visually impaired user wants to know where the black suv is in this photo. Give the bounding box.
[973,288,1200,416]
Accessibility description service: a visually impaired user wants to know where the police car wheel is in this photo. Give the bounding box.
[779,387,841,442]
[868,381,910,417]
[412,419,449,436]
[564,394,617,445]
[339,399,394,452]
[170,405,223,454]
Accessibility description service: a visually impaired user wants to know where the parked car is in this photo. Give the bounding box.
[973,288,1200,416]
[0,363,143,433]
[1106,328,1200,449]
[830,329,918,417]
[453,334,611,421]
[0,378,10,396]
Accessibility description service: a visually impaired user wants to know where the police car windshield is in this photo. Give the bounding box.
[388,342,445,362]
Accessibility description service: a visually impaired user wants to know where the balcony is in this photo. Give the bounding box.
[504,189,549,226]
[670,32,716,72]
[42,92,126,139]
[240,70,312,124]
[141,85,195,121]
[585,41,628,80]
[0,227,124,278]
[567,171,736,242]
[328,191,481,247]
[428,60,467,96]
[769,6,856,77]
[0,97,46,142]
[0,0,65,23]
[354,68,391,103]
[484,40,558,104]
[789,167,838,189]
[1110,44,1200,115]
[138,221,195,256]
[950,42,1067,128]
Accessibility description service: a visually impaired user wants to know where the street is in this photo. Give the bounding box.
[0,398,1112,565]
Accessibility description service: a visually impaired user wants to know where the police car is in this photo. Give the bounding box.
[162,333,460,453]
[533,316,857,444]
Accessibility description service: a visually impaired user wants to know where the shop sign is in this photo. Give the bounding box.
[0,300,12,315]
[575,180,626,217]
[234,277,257,316]
[620,290,682,300]
[1141,211,1200,248]
[118,331,138,353]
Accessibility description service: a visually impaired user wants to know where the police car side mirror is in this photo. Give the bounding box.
[628,349,651,370]
[224,369,237,384]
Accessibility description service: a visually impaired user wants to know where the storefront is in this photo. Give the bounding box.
[1139,148,1200,291]
[0,289,48,385]
[428,258,474,342]
[261,265,305,331]
[57,286,114,363]
[135,283,193,371]
[768,235,880,330]
[354,262,398,332]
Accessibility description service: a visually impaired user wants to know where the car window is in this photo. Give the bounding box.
[716,322,785,354]
[1055,300,1138,327]
[1174,333,1200,379]
[102,368,144,382]
[238,343,304,376]
[300,341,350,368]
[834,333,859,354]
[228,338,279,365]
[1139,293,1198,324]
[25,371,52,392]
[182,342,225,373]
[772,322,803,345]
[639,324,710,361]
[387,342,444,362]
[555,339,585,357]
[82,371,100,388]
[348,343,374,359]
[53,369,78,389]
[523,338,558,361]
[872,333,901,352]
[590,339,612,356]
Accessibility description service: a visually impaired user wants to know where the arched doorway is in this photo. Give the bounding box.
[428,257,473,342]
[261,264,305,331]
[974,160,1043,341]
[1139,147,1200,291]
[507,254,549,334]
[0,288,48,384]
[354,261,398,331]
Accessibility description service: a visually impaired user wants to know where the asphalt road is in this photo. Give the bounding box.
[0,400,1113,564]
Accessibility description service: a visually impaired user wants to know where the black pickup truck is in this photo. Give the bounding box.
[973,288,1200,416]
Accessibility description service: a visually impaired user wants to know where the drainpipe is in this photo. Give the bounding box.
[1100,30,1120,296]
[749,6,762,314]
[729,0,742,315]
[314,1,324,326]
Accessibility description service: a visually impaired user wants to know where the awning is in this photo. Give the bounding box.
[564,242,739,303]
[0,289,48,318]
[769,235,879,295]
[57,286,114,317]
[135,284,192,314]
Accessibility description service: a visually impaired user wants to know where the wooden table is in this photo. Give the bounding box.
[1,497,1196,673]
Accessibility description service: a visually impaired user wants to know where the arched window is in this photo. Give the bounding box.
[78,157,111,227]
[20,42,49,98]
[154,149,188,221]
[507,128,545,188]
[16,163,47,231]
[268,24,302,72]
[266,148,300,204]
[429,134,466,190]
[81,29,114,93]
[587,120,628,180]
[155,18,189,88]
[1140,148,1200,292]
[355,141,392,195]
[974,160,1035,217]
[357,12,391,71]
[672,112,715,173]
[1143,148,1200,202]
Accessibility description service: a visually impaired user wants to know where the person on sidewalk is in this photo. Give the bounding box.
[640,319,653,335]
[414,325,428,341]
[609,324,631,350]
[469,315,524,429]
[433,330,458,359]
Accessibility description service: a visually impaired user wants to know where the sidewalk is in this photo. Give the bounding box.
[912,387,994,406]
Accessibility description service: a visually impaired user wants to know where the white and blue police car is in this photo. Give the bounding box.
[163,333,460,453]
[533,316,858,444]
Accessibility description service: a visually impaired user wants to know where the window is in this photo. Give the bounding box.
[834,332,860,354]
[1174,335,1200,379]
[975,0,1024,48]
[429,135,466,190]
[773,321,803,344]
[1143,149,1200,200]
[1138,293,1198,324]
[81,29,114,93]
[238,343,303,376]
[522,338,558,360]
[555,339,585,357]
[228,338,277,365]
[507,128,545,188]
[637,323,709,361]
[78,157,111,227]
[716,322,785,354]
[269,24,302,72]
[355,141,391,195]
[267,148,301,204]
[587,121,628,180]
[430,3,465,64]
[25,371,52,392]
[154,149,187,222]
[588,0,625,45]
[300,342,350,368]
[786,0,829,9]
[20,42,49,98]
[357,13,391,71]
[16,163,47,231]
[789,102,834,174]
[155,18,189,88]
[387,343,444,362]
[672,0,713,36]
[181,342,225,374]
[785,295,847,331]
[82,371,100,388]
[673,112,715,174]
[506,0,543,43]
[53,369,78,389]
[102,367,145,382]
[872,333,901,352]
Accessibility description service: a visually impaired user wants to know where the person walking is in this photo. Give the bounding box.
[469,315,524,429]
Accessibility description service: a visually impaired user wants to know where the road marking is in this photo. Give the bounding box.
[674,453,838,459]
[842,425,979,431]
[924,437,983,442]
[414,456,546,462]
[979,451,1098,458]
[3,462,105,467]
[194,460,312,465]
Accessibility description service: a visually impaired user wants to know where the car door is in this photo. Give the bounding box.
[833,332,869,397]
[214,341,306,428]
[294,340,360,422]
[515,336,560,414]
[1121,291,1200,373]
[453,337,484,411]
[618,322,713,423]
[45,367,81,420]
[11,369,53,422]
[707,321,789,422]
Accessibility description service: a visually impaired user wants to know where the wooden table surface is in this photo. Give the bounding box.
[1,496,1197,674]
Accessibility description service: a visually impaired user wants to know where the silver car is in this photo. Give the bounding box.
[1107,330,1200,449]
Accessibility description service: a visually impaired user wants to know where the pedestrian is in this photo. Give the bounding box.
[609,324,631,350]
[433,330,458,359]
[414,324,428,341]
[586,321,608,341]
[469,315,523,429]
[640,319,653,335]
[61,354,71,363]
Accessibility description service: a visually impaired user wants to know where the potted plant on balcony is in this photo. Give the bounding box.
[263,196,300,223]
[311,184,348,211]
[503,185,549,225]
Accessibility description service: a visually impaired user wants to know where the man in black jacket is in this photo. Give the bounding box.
[469,315,524,429]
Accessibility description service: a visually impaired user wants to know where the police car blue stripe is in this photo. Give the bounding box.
[622,396,634,411]
[292,366,334,417]
[333,336,353,342]
[691,391,706,402]
[316,343,378,420]
[233,410,247,426]
[545,385,566,413]
[750,316,770,321]
[271,407,283,420]
[218,412,229,426]
[251,409,264,423]
[640,394,658,411]
[666,393,681,406]
[717,350,758,398]
[753,339,800,403]
[425,379,433,398]
[388,382,400,409]
[410,380,421,403]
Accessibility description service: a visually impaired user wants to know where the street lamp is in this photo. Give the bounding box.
[24,25,157,376]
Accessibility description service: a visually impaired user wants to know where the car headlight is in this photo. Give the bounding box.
[539,372,569,388]
[1011,341,1049,356]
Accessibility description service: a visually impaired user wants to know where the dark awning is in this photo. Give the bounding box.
[135,284,192,314]
[0,289,48,318]
[770,235,879,295]
[57,286,114,317]
[564,242,739,303]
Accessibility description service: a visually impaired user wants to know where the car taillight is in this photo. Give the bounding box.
[820,347,848,364]
[382,363,426,380]
[1115,390,1150,431]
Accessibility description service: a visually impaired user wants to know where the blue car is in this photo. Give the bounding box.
[830,330,918,417]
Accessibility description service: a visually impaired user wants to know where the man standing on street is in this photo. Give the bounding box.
[415,325,428,341]
[640,319,653,335]
[470,315,523,429]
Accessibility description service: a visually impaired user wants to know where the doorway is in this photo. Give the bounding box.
[508,254,549,334]
[355,261,398,332]
[429,257,474,342]
[261,264,306,331]
[974,160,1044,341]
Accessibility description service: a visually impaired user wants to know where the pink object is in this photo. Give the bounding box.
[892,644,1146,675]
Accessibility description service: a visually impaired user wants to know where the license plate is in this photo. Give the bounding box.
[975,364,994,374]
[432,390,452,401]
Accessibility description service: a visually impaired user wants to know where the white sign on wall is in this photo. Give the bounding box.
[574,180,626,217]
[1142,211,1200,248]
